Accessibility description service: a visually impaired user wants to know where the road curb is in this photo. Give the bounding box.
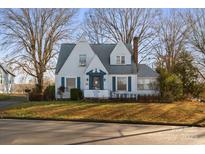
[0,117,202,127]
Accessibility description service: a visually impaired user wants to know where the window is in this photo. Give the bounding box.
[116,56,125,64]
[66,78,76,91]
[148,82,157,90]
[116,56,121,64]
[121,56,125,64]
[117,77,127,91]
[79,54,86,66]
[137,79,158,90]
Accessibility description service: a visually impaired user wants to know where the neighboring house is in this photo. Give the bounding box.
[55,36,159,99]
[0,64,15,93]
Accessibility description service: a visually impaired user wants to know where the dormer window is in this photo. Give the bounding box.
[116,56,125,65]
[79,54,86,66]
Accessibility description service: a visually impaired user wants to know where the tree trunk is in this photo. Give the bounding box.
[36,74,44,93]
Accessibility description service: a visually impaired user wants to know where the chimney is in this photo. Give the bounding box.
[133,37,139,64]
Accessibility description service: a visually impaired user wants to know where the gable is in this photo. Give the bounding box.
[57,39,95,76]
[85,54,108,74]
[110,41,132,65]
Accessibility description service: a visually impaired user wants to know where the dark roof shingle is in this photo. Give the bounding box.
[55,43,158,77]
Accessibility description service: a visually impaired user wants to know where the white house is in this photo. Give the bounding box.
[0,64,15,93]
[55,36,159,99]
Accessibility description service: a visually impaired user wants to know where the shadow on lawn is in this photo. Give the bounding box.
[193,118,205,126]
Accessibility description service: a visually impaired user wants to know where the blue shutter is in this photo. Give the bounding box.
[77,77,81,89]
[89,76,92,90]
[112,77,116,92]
[61,77,65,87]
[128,76,131,92]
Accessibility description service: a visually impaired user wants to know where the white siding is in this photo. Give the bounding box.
[55,39,95,98]
[110,41,131,65]
[55,37,159,99]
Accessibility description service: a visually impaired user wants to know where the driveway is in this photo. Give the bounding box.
[0,119,205,144]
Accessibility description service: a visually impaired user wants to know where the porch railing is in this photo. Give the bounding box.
[111,92,138,99]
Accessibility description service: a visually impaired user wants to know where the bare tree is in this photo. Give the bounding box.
[83,10,107,43]
[185,9,205,80]
[0,8,78,93]
[83,8,160,63]
[153,10,190,72]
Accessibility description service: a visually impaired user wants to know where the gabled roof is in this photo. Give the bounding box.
[55,43,76,74]
[55,43,159,77]
[0,64,15,76]
[90,44,137,74]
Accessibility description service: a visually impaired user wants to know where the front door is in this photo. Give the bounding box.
[87,69,106,90]
[92,76,101,90]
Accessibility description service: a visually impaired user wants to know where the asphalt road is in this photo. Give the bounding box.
[1,119,205,144]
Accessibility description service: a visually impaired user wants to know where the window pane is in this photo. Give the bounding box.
[137,84,144,90]
[66,78,76,91]
[116,56,121,64]
[79,55,86,66]
[144,84,150,90]
[121,56,125,64]
[117,77,127,91]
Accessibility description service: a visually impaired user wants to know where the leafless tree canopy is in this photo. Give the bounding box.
[1,8,205,88]
[83,8,161,63]
[153,10,190,72]
[0,8,78,92]
[186,9,205,79]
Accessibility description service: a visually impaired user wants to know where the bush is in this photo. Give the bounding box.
[157,68,183,101]
[43,85,55,101]
[159,91,174,103]
[193,83,205,98]
[29,92,43,101]
[165,74,183,100]
[57,86,65,99]
[58,86,65,93]
[70,88,83,100]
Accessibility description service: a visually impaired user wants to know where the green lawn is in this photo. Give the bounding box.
[0,94,11,101]
[1,100,205,126]
[0,94,26,101]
